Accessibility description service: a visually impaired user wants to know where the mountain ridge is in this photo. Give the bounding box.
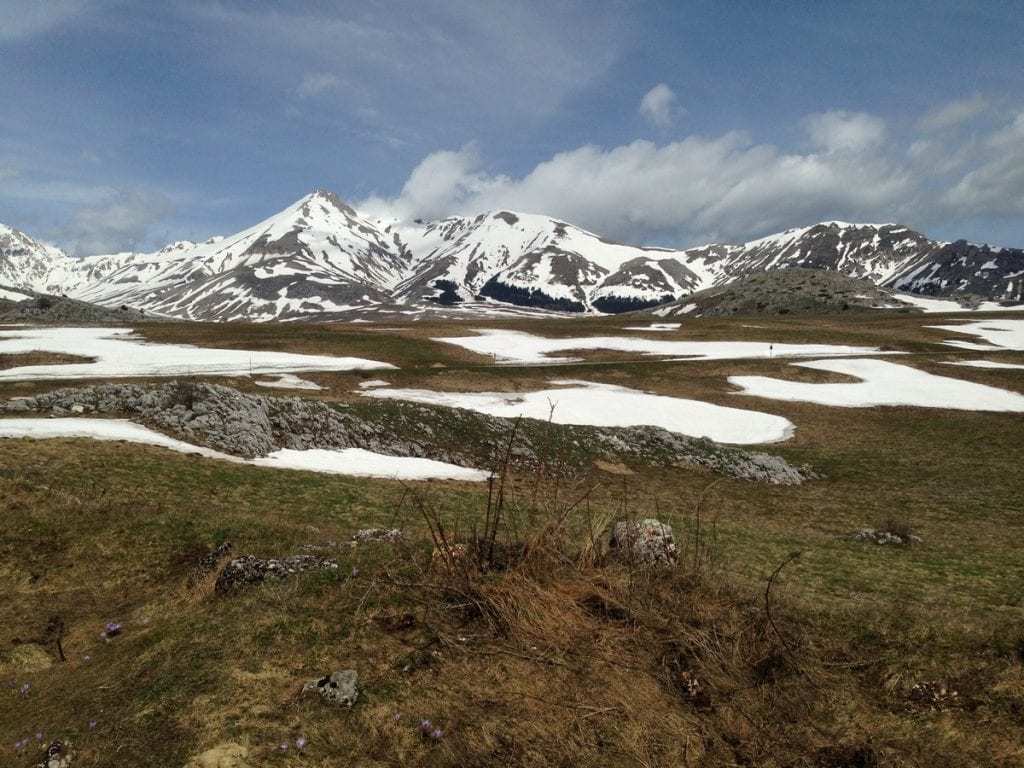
[3,190,1022,321]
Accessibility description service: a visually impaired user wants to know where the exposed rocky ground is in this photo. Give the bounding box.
[4,381,813,484]
[645,268,916,317]
[0,287,158,325]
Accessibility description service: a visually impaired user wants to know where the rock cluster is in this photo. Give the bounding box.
[352,528,404,543]
[34,740,74,768]
[214,554,338,594]
[609,519,679,567]
[5,381,815,485]
[851,528,923,546]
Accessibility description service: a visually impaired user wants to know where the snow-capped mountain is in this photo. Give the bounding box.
[2,190,1021,321]
[395,210,700,313]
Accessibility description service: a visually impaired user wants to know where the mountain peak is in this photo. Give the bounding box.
[307,188,354,215]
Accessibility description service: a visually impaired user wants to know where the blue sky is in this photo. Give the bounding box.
[2,0,1023,255]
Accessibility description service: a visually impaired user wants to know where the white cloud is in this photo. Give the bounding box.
[358,119,914,245]
[58,189,174,255]
[942,111,1024,215]
[804,111,887,153]
[639,83,680,128]
[296,72,341,99]
[918,95,991,132]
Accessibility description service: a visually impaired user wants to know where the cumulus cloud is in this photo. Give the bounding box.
[58,189,174,256]
[804,111,887,153]
[639,84,680,128]
[358,120,914,245]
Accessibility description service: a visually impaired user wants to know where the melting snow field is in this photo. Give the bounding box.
[435,329,884,365]
[730,359,1024,411]
[948,360,1024,371]
[896,295,1024,313]
[0,418,488,481]
[251,448,490,481]
[928,320,1024,351]
[363,380,795,444]
[0,326,395,381]
[253,373,324,390]
[624,322,682,331]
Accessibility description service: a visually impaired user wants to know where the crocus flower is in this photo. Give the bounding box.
[393,712,402,722]
[88,721,97,730]
[105,622,122,636]
[295,735,307,750]
[431,728,444,741]
[420,719,432,732]
[19,683,29,695]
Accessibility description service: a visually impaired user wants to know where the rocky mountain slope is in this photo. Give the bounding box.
[2,191,1022,321]
[645,268,913,317]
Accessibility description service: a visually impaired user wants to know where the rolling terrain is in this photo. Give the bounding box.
[1,310,1023,766]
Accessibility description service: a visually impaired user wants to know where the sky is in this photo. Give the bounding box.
[1,0,1023,256]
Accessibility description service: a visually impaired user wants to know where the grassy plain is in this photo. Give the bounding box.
[1,311,1022,766]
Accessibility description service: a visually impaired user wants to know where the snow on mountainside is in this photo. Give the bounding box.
[70,190,409,321]
[1,191,1022,321]
[0,223,71,290]
[394,210,698,312]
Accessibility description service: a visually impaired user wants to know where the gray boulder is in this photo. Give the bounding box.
[609,518,679,567]
[301,669,358,707]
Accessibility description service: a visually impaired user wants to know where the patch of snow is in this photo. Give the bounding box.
[0,327,395,381]
[928,320,1024,351]
[251,448,489,481]
[434,328,885,366]
[0,418,489,481]
[363,379,794,444]
[729,359,1024,411]
[358,379,391,388]
[895,294,1024,313]
[0,418,246,461]
[253,373,324,390]
[947,360,1024,371]
[624,323,681,331]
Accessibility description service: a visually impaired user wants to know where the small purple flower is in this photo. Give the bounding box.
[420,719,432,732]
[351,567,360,577]
[278,742,289,751]
[14,738,28,750]
[393,711,402,722]
[295,735,307,750]
[88,720,97,730]
[431,728,444,741]
[83,655,92,663]
[19,682,30,695]
[105,622,122,636]
[35,731,43,741]
[6,679,14,688]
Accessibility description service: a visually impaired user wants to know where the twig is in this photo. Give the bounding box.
[764,550,804,663]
